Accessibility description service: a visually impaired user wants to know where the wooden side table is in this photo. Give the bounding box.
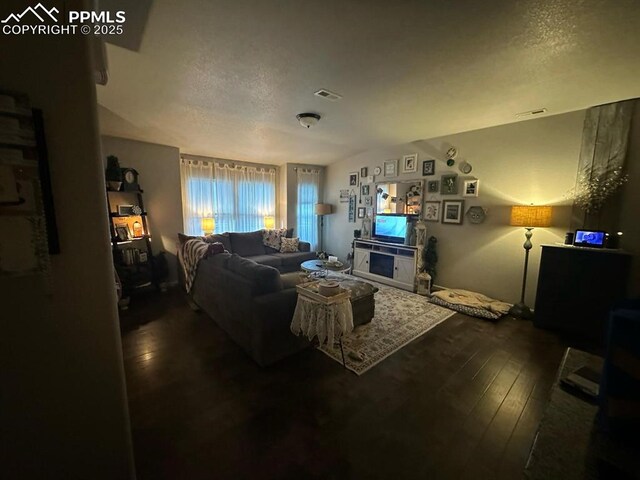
[290,281,354,366]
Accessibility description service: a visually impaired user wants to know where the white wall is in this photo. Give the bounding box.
[324,110,585,305]
[101,136,182,284]
[0,3,135,478]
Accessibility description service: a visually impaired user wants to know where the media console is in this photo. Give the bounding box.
[352,238,418,291]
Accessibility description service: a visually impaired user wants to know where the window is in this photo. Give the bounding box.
[180,158,276,235]
[296,168,320,250]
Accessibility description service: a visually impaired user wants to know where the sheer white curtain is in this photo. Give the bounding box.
[296,168,320,250]
[180,157,276,235]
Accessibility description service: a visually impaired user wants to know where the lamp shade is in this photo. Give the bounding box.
[510,205,552,227]
[263,215,276,229]
[201,217,215,234]
[315,203,333,215]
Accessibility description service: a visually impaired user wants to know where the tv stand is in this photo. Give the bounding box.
[352,238,418,291]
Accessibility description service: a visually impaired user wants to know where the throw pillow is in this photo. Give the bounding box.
[262,228,287,250]
[280,236,299,253]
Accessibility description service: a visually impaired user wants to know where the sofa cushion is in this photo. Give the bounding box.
[280,237,299,253]
[285,227,294,238]
[205,251,232,269]
[272,251,317,266]
[204,232,232,252]
[227,254,282,294]
[229,231,266,257]
[246,254,282,268]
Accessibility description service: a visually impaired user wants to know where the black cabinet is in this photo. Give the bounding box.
[533,245,631,342]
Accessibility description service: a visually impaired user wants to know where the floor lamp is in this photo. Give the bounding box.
[315,203,333,252]
[509,205,552,319]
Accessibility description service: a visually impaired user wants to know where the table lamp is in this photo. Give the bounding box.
[315,203,333,251]
[201,217,215,236]
[263,215,276,230]
[509,205,552,319]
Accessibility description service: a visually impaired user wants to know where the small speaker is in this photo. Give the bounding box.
[564,232,574,245]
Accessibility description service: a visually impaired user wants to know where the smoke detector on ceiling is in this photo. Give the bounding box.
[314,89,342,101]
[515,108,548,118]
[296,113,321,128]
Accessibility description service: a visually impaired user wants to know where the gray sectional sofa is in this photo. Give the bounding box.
[201,229,317,273]
[179,230,377,366]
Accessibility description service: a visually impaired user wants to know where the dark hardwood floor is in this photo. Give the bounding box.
[120,289,566,480]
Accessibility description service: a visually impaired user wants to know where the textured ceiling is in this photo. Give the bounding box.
[97,0,640,165]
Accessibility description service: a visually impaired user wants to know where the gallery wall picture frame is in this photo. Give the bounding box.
[422,159,435,176]
[360,167,368,177]
[349,172,359,186]
[402,153,418,173]
[357,207,366,219]
[424,201,441,222]
[364,196,373,206]
[383,159,397,177]
[340,189,350,203]
[348,195,357,222]
[463,179,480,197]
[427,180,439,193]
[361,184,370,196]
[442,200,464,224]
[466,206,487,224]
[440,174,458,195]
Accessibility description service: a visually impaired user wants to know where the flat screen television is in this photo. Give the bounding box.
[373,214,414,244]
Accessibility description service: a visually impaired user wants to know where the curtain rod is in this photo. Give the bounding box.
[181,153,278,171]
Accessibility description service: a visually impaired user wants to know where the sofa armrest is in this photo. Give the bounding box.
[299,241,311,252]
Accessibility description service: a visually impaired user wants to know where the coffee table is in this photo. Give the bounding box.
[300,259,351,278]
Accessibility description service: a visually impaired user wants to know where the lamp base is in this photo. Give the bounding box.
[509,302,533,320]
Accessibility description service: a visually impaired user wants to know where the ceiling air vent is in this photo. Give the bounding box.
[314,89,342,101]
[515,108,547,118]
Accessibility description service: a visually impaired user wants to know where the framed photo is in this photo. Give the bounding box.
[364,196,373,206]
[440,174,458,195]
[361,184,370,196]
[463,179,479,197]
[339,189,350,203]
[349,172,359,186]
[402,153,418,173]
[115,225,130,241]
[427,180,439,193]
[424,201,441,222]
[357,207,366,219]
[117,204,135,216]
[383,159,397,177]
[422,159,435,176]
[348,195,357,222]
[360,167,368,177]
[442,200,464,224]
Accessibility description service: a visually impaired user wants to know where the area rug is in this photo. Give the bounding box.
[318,276,456,375]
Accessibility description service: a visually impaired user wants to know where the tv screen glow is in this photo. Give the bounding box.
[574,230,606,247]
[374,215,407,240]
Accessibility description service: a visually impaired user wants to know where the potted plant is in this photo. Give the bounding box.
[105,155,123,191]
